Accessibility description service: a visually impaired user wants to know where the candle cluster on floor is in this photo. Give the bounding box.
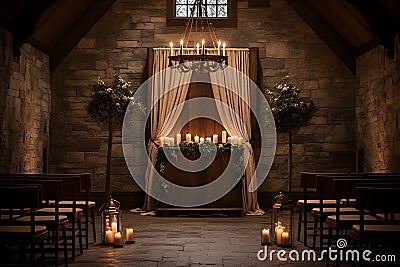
[275,221,290,246]
[261,221,290,247]
[160,131,245,146]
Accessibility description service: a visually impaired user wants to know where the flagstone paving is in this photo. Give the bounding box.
[70,210,327,266]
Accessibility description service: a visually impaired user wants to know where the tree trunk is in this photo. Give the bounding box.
[288,128,293,194]
[105,117,114,198]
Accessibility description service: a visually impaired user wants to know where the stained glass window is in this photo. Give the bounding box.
[175,0,228,18]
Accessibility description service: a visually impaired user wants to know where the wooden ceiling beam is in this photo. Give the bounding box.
[49,0,116,71]
[285,0,356,74]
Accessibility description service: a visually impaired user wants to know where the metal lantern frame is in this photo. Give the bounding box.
[271,192,294,247]
[100,196,122,245]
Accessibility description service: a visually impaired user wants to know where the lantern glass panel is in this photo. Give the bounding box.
[100,196,122,245]
[271,192,294,247]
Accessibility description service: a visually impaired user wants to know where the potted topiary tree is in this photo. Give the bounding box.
[87,74,135,197]
[265,76,317,193]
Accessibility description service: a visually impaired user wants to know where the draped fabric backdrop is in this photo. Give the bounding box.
[143,48,263,214]
[142,48,192,211]
[210,49,263,215]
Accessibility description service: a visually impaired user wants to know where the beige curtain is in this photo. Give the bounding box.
[210,49,264,215]
[142,48,192,211]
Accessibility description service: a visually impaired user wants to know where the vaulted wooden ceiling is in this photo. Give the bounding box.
[0,0,116,70]
[0,0,399,73]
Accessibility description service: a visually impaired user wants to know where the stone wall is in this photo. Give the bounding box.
[356,34,400,172]
[0,29,51,173]
[50,0,356,193]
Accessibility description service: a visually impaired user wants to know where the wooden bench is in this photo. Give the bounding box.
[0,186,48,266]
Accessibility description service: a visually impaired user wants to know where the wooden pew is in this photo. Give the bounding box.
[11,179,69,267]
[0,185,48,266]
[298,172,348,246]
[350,187,400,262]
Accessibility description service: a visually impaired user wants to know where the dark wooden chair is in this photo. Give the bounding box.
[350,187,400,263]
[33,176,83,262]
[297,172,348,246]
[46,174,96,248]
[12,179,69,267]
[0,185,48,266]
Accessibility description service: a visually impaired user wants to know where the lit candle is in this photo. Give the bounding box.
[194,135,200,143]
[111,221,117,234]
[218,40,221,55]
[221,131,227,143]
[222,42,226,56]
[212,134,218,143]
[114,232,122,246]
[126,228,134,242]
[169,137,174,146]
[238,137,243,145]
[160,136,165,146]
[232,136,238,145]
[261,229,270,245]
[276,228,283,245]
[281,231,289,246]
[170,42,173,55]
[200,137,205,144]
[196,43,200,55]
[180,39,184,55]
[201,39,205,54]
[206,137,212,143]
[186,133,191,142]
[106,229,113,243]
[227,137,231,144]
[176,134,181,144]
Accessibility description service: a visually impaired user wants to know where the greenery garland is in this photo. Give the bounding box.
[156,142,245,175]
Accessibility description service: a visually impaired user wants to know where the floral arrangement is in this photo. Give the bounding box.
[156,142,244,175]
[87,75,135,126]
[265,76,317,193]
[265,76,317,133]
[86,74,142,197]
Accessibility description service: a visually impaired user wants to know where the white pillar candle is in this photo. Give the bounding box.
[276,228,283,245]
[227,137,231,144]
[196,43,200,55]
[232,136,238,145]
[261,229,270,245]
[111,221,117,234]
[222,42,226,56]
[180,39,184,54]
[281,231,289,246]
[194,135,199,143]
[186,134,191,142]
[106,229,113,243]
[206,137,212,143]
[212,134,218,143]
[221,131,227,143]
[160,136,165,146]
[201,39,205,54]
[126,228,134,242]
[218,40,221,55]
[170,42,173,55]
[176,134,181,144]
[169,137,174,146]
[114,232,122,246]
[238,137,243,145]
[200,137,205,144]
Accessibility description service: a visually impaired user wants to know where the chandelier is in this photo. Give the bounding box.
[168,0,228,72]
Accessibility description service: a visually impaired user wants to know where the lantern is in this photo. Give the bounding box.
[99,195,122,245]
[271,192,294,247]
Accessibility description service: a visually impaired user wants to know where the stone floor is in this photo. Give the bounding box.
[70,209,327,266]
